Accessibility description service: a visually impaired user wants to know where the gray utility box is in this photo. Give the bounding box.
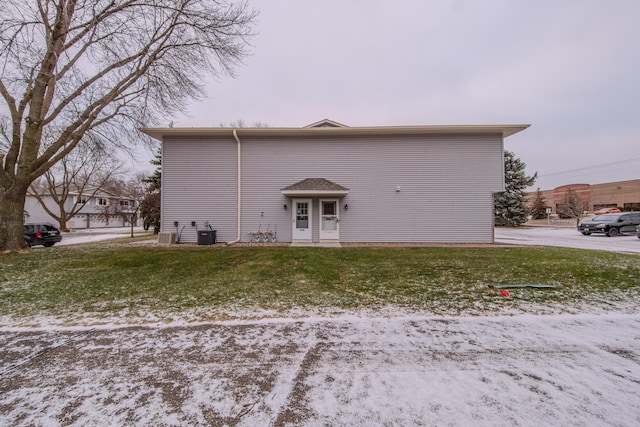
[158,232,176,245]
[197,229,216,245]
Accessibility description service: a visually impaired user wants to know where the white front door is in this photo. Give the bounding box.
[292,199,312,241]
[320,199,339,240]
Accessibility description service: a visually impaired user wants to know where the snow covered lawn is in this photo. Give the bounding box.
[2,226,638,425]
[1,314,639,426]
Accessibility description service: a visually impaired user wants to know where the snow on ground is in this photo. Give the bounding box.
[1,314,639,426]
[2,226,639,425]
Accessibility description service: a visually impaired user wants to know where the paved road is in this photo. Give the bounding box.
[1,315,640,426]
[55,227,145,246]
[495,226,640,254]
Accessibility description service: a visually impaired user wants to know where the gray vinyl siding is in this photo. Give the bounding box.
[161,136,237,243]
[162,133,504,244]
[242,134,501,243]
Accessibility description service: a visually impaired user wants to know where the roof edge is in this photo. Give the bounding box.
[139,124,530,141]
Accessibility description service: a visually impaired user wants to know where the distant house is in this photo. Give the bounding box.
[25,187,138,229]
[140,120,528,245]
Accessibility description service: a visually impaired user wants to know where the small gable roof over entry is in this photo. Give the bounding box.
[281,178,349,197]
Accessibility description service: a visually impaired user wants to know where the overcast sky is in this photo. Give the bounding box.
[157,0,640,190]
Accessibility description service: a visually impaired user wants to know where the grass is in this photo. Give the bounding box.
[1,243,639,326]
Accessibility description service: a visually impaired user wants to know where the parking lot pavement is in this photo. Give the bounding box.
[495,226,640,254]
[1,315,640,426]
[56,227,146,246]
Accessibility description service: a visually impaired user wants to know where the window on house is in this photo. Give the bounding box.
[97,198,108,206]
[120,200,129,207]
[76,196,88,204]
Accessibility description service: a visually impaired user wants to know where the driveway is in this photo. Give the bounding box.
[1,315,640,426]
[56,227,145,246]
[495,226,640,254]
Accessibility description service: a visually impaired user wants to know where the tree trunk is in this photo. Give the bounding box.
[59,210,70,232]
[0,185,29,251]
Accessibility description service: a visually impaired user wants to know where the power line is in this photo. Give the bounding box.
[538,157,640,178]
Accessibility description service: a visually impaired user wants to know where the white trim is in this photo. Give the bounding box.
[281,190,348,197]
[140,124,530,141]
[319,199,340,241]
[227,129,242,245]
[292,198,312,242]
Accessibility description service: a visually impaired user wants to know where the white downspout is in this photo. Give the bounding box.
[226,129,242,245]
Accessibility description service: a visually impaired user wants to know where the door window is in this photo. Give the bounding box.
[296,202,309,228]
[322,201,337,231]
[320,199,339,240]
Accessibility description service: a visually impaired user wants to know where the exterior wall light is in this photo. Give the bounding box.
[283,204,288,210]
[344,204,349,210]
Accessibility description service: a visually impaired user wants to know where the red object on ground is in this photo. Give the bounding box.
[500,289,511,297]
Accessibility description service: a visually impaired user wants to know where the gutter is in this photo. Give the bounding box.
[226,129,242,245]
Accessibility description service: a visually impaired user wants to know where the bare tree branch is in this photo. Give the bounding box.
[0,0,257,250]
[29,143,122,230]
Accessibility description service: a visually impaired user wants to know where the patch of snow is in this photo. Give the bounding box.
[1,314,639,425]
[2,226,639,424]
[55,227,148,246]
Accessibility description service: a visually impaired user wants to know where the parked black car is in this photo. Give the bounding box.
[23,223,63,247]
[578,212,640,237]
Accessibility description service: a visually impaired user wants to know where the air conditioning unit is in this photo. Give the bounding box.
[158,232,176,245]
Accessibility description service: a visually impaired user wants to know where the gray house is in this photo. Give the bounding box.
[25,187,138,230]
[141,120,528,245]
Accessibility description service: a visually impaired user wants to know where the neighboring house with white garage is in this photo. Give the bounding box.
[140,119,528,245]
[25,187,138,229]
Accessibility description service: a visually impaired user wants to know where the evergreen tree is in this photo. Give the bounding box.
[494,151,537,226]
[143,148,162,192]
[530,188,549,220]
[141,148,161,233]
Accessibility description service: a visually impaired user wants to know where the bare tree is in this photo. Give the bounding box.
[28,143,121,231]
[97,174,147,237]
[557,189,589,225]
[0,0,257,250]
[220,119,269,127]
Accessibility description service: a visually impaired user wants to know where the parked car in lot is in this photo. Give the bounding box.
[578,212,640,237]
[23,223,63,247]
[593,207,621,215]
